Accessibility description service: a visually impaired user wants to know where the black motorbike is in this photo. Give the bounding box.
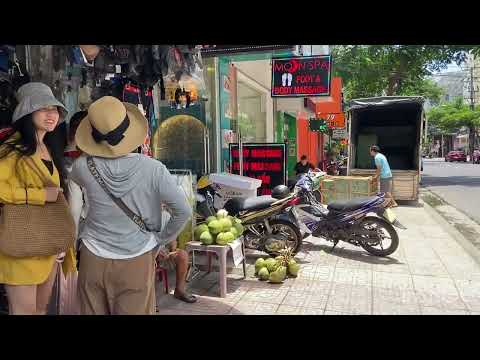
[196,184,303,255]
[292,172,406,257]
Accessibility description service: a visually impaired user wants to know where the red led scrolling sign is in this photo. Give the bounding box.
[229,144,287,196]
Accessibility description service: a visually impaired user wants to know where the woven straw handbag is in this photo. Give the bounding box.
[0,157,76,257]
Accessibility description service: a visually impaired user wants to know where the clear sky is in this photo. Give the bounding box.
[438,62,461,74]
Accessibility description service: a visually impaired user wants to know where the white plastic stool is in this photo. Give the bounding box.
[186,238,246,298]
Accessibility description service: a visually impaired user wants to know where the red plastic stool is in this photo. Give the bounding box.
[155,266,169,294]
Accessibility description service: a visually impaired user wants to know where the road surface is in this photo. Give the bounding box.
[421,158,480,224]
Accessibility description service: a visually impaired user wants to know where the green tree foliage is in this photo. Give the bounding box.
[428,98,480,131]
[428,98,480,161]
[332,45,471,100]
[401,79,444,105]
[470,46,480,58]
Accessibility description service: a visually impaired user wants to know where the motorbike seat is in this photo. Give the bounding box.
[224,196,278,216]
[327,196,378,212]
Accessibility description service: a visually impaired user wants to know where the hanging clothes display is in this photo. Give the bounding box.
[1,44,207,161]
[62,86,79,125]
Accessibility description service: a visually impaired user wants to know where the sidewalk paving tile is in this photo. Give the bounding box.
[373,271,414,291]
[408,261,450,278]
[154,203,480,315]
[413,276,467,310]
[420,306,470,315]
[276,305,325,315]
[229,301,279,315]
[373,300,421,315]
[204,286,249,306]
[373,287,420,306]
[298,264,335,282]
[454,280,480,312]
[324,310,352,315]
[171,296,234,315]
[282,289,329,309]
[157,309,216,315]
[332,268,372,287]
[326,283,372,314]
[455,279,480,297]
[296,263,319,280]
[371,263,411,274]
[242,286,289,304]
[288,279,332,294]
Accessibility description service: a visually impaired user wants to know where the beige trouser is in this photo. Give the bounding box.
[78,246,156,315]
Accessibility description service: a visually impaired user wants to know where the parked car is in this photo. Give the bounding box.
[445,150,467,162]
[474,150,480,164]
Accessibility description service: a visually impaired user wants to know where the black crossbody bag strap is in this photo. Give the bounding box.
[86,156,150,232]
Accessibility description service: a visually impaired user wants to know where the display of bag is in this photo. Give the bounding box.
[0,157,76,257]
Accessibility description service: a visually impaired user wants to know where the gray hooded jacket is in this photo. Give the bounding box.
[70,154,192,256]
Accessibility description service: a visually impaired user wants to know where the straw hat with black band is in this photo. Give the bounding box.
[75,96,147,158]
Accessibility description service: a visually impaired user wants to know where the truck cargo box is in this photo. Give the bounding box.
[347,96,425,201]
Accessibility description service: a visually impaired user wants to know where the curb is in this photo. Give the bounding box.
[421,195,480,267]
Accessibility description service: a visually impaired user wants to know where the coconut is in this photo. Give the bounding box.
[208,220,223,235]
[258,267,270,281]
[194,224,209,240]
[216,209,229,219]
[199,231,214,245]
[218,218,233,232]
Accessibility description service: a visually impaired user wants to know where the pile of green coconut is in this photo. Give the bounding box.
[254,247,300,283]
[194,209,244,246]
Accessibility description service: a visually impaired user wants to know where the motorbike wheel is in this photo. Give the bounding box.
[267,219,303,255]
[358,217,399,257]
[244,219,302,256]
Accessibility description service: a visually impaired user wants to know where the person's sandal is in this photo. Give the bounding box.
[174,291,197,303]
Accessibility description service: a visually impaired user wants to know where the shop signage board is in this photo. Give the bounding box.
[201,45,295,57]
[309,118,328,133]
[271,55,332,97]
[326,113,345,128]
[332,128,348,139]
[229,143,287,196]
[315,113,345,129]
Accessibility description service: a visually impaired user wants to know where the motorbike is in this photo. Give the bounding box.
[291,171,406,257]
[196,177,303,256]
[325,156,348,176]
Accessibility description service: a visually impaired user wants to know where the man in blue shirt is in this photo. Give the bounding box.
[370,145,397,207]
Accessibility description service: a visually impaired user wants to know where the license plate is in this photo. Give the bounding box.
[383,208,397,223]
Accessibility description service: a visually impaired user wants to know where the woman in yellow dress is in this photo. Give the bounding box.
[0,82,76,315]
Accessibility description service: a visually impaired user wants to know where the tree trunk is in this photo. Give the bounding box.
[386,77,397,96]
[469,125,476,163]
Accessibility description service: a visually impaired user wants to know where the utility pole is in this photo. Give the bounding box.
[468,65,476,161]
[470,66,475,111]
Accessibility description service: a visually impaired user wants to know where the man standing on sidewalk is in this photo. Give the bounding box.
[370,145,398,207]
[71,96,192,315]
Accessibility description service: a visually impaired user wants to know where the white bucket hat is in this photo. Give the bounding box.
[12,82,68,123]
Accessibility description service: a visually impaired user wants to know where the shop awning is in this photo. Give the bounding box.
[200,45,295,57]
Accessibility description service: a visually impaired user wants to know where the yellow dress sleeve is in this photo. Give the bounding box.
[0,153,46,205]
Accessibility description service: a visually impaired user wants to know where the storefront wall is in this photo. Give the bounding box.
[215,50,293,172]
[199,46,332,175]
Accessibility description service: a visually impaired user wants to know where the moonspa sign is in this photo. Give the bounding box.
[271,55,332,97]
